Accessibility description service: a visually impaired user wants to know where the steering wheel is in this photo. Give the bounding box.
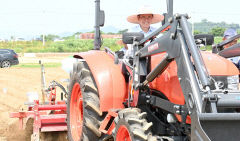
[216,34,240,49]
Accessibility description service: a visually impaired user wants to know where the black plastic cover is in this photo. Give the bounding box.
[122,32,144,44]
[194,34,214,45]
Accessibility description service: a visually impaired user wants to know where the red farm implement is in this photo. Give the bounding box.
[10,61,68,141]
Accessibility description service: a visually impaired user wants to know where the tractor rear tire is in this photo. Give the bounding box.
[114,108,157,141]
[67,61,104,141]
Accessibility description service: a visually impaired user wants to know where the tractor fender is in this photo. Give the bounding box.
[74,50,127,112]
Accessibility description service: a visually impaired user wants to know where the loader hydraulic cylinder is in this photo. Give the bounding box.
[143,53,172,86]
[180,15,211,88]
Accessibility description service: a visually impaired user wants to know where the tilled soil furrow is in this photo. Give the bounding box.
[0,66,68,140]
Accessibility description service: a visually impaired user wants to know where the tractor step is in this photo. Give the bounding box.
[99,110,118,135]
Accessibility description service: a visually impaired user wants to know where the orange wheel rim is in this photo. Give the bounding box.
[116,125,132,141]
[70,83,83,141]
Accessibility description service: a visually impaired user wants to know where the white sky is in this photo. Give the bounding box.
[0,0,239,39]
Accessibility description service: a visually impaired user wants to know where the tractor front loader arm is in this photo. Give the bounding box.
[177,15,240,141]
[127,13,240,140]
[176,15,240,141]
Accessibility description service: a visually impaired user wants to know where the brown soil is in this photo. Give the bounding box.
[0,59,69,140]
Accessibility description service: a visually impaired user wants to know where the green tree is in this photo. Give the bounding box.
[210,27,226,37]
[89,30,104,34]
[194,30,202,35]
[118,29,128,34]
[40,34,60,41]
[237,29,240,34]
[74,32,82,35]
[201,19,208,23]
[194,19,240,34]
[107,32,115,34]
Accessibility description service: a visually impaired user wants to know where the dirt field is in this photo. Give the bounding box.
[0,55,70,141]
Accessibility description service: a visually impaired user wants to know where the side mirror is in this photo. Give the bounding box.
[99,10,105,27]
[122,32,144,44]
[194,34,214,45]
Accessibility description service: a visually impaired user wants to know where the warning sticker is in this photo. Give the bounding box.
[148,43,159,52]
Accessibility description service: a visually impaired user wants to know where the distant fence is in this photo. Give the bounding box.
[79,33,121,39]
[23,53,77,57]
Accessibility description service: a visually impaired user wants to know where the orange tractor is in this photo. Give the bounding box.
[67,0,240,141]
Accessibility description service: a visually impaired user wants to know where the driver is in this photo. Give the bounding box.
[223,28,238,48]
[124,5,164,57]
[116,6,164,59]
[127,5,164,37]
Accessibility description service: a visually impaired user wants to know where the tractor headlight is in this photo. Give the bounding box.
[227,75,239,90]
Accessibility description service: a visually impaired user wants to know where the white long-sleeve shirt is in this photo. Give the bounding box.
[125,25,158,57]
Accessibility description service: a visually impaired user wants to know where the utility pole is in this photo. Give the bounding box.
[42,10,46,47]
[43,34,45,46]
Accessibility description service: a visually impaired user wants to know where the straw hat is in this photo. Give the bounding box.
[127,5,164,24]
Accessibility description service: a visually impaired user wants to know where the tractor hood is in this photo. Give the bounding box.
[201,51,239,76]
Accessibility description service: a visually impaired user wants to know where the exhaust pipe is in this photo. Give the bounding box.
[94,0,105,50]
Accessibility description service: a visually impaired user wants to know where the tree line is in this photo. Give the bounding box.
[38,19,240,41]
[193,19,240,36]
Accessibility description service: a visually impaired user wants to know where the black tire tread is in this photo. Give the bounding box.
[67,61,104,141]
[114,108,157,141]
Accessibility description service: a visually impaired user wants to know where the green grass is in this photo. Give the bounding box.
[0,38,122,53]
[0,37,235,53]
[214,37,223,44]
[198,37,224,51]
[12,63,61,68]
[201,36,239,51]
